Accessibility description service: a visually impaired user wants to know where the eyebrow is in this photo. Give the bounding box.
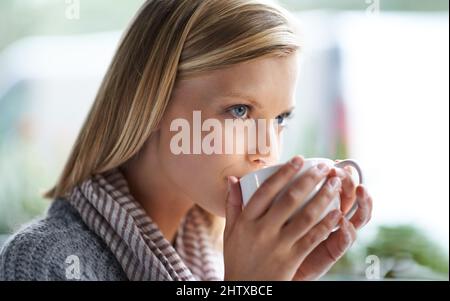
[216,91,296,116]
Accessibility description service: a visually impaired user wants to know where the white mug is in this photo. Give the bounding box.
[239,158,363,221]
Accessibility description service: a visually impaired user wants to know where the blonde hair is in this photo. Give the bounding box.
[45,0,300,229]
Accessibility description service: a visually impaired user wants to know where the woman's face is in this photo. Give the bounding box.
[156,54,299,217]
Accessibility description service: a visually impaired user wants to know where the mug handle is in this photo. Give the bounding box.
[334,159,363,220]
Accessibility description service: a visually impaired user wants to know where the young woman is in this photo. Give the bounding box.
[0,0,372,281]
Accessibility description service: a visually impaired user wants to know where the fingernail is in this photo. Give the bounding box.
[357,185,366,198]
[290,156,303,170]
[316,163,330,174]
[230,176,239,184]
[343,230,352,245]
[328,177,341,191]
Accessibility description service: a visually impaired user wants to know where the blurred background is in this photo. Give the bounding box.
[0,0,448,280]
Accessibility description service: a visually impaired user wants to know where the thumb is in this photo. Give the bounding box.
[224,176,242,239]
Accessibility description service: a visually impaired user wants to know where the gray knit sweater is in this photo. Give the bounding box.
[0,199,128,280]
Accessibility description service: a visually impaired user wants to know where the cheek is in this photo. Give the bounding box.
[168,154,232,215]
[159,122,234,213]
[158,115,243,216]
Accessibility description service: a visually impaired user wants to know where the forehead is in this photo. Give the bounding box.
[172,54,299,109]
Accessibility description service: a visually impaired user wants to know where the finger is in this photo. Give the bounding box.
[282,176,342,241]
[244,156,304,220]
[265,163,331,227]
[329,167,357,214]
[291,209,342,263]
[349,185,373,229]
[342,166,357,199]
[325,217,357,260]
[224,176,242,239]
[293,217,356,279]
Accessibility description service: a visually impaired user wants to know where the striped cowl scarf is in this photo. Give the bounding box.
[67,168,224,281]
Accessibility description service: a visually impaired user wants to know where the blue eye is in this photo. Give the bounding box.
[276,112,293,127]
[229,105,249,119]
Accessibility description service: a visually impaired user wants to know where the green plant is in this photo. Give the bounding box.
[365,225,449,277]
[327,225,449,280]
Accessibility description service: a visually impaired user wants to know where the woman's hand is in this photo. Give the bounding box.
[224,156,346,280]
[223,156,373,281]
[292,172,373,281]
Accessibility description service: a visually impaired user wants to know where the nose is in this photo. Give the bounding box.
[247,119,280,168]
